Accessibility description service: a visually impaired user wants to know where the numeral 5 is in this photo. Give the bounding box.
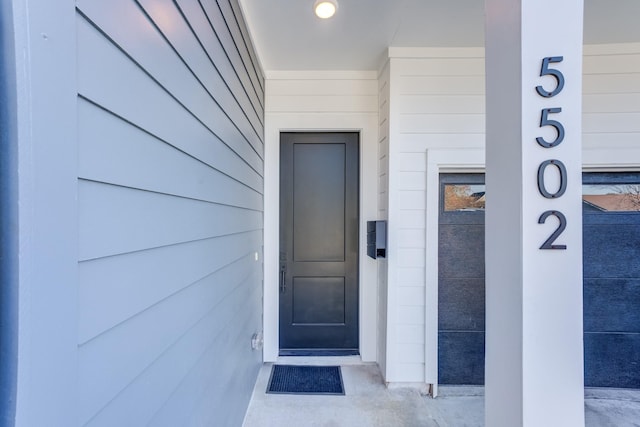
[536,56,564,98]
[536,108,565,148]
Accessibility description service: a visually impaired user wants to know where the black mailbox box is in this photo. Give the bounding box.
[367,220,387,259]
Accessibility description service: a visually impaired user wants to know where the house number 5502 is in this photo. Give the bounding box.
[536,56,567,250]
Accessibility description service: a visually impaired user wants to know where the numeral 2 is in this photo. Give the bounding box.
[538,210,567,250]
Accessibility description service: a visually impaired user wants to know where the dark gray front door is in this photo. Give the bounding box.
[279,132,359,355]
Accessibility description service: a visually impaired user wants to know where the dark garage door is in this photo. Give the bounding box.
[438,174,486,385]
[438,173,640,387]
[583,173,640,388]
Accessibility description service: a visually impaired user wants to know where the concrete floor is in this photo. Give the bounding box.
[243,358,640,427]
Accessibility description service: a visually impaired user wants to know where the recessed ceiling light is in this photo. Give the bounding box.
[314,0,338,19]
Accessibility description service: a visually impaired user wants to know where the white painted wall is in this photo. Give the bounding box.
[263,71,379,362]
[583,42,640,167]
[381,47,486,384]
[381,43,640,386]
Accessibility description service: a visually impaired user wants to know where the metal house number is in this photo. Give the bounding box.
[536,56,567,250]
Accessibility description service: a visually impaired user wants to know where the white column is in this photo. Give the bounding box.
[484,1,585,426]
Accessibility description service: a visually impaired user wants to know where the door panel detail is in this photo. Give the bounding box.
[280,132,359,353]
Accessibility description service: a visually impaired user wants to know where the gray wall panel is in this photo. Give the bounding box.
[78,100,263,210]
[76,9,263,174]
[75,0,264,423]
[78,231,262,343]
[177,0,263,126]
[214,0,264,102]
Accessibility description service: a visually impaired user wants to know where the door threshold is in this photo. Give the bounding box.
[276,355,365,366]
[279,349,359,357]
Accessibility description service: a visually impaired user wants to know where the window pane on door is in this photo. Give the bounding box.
[583,184,640,212]
[443,184,486,211]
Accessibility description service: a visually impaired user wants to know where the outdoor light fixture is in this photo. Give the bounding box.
[314,0,338,19]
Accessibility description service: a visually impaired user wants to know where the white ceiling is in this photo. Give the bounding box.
[239,0,640,72]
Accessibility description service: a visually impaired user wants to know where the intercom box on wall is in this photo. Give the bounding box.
[367,220,387,259]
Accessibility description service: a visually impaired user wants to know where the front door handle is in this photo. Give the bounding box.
[279,265,287,293]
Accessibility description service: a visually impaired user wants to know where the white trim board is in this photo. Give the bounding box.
[424,148,484,397]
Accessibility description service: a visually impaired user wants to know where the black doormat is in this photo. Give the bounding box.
[266,365,344,395]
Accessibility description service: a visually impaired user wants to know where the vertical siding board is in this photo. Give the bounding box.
[75,0,264,422]
[76,5,264,170]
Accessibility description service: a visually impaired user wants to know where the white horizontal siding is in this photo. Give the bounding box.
[268,78,378,95]
[397,267,424,284]
[583,43,640,150]
[397,75,486,95]
[384,43,640,384]
[268,95,378,113]
[266,75,378,114]
[583,93,640,113]
[76,0,264,424]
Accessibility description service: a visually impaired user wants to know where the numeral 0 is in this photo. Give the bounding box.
[536,56,564,98]
[537,159,567,199]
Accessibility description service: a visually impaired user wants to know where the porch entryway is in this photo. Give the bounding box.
[242,359,640,427]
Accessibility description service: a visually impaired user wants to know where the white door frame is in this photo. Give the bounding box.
[263,113,379,362]
[424,148,484,395]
